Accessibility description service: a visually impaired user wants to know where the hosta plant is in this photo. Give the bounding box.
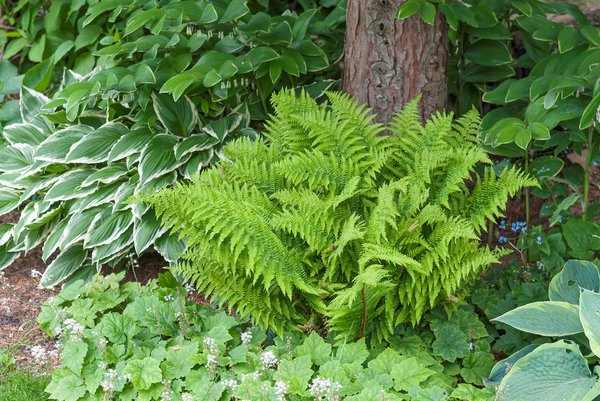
[487,259,600,401]
[38,272,497,401]
[0,0,344,286]
[142,90,536,340]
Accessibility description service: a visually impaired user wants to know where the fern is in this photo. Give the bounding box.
[141,91,536,341]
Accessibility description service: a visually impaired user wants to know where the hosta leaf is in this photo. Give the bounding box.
[59,207,104,252]
[66,123,128,164]
[154,233,185,263]
[42,218,69,261]
[492,301,583,336]
[549,260,600,305]
[0,245,19,271]
[123,357,163,390]
[152,93,198,137]
[0,189,21,215]
[45,169,96,202]
[41,245,88,287]
[3,123,47,147]
[0,224,13,247]
[485,344,538,386]
[497,341,600,401]
[579,289,600,358]
[108,127,153,163]
[85,211,134,248]
[174,134,219,161]
[35,126,93,163]
[139,134,179,185]
[0,143,35,172]
[91,226,134,265]
[133,210,164,254]
[81,164,130,187]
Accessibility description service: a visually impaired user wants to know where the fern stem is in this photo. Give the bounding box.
[487,219,494,248]
[359,286,367,339]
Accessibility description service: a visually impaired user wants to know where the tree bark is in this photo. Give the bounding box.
[341,0,448,123]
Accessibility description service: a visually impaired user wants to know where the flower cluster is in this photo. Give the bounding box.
[63,318,85,339]
[260,350,279,369]
[510,221,527,233]
[241,329,253,345]
[275,380,289,401]
[100,369,118,394]
[536,167,551,174]
[203,337,219,373]
[308,377,342,401]
[222,378,238,392]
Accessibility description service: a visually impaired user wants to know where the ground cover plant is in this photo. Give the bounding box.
[142,90,535,341]
[0,349,50,401]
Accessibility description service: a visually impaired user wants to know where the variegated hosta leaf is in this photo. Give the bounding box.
[41,245,88,287]
[0,189,21,215]
[138,134,179,185]
[45,169,97,202]
[65,122,128,164]
[108,127,153,163]
[59,207,104,252]
[133,210,164,255]
[34,125,93,163]
[81,164,130,187]
[85,210,134,249]
[174,134,219,161]
[3,122,47,147]
[152,93,199,137]
[0,143,34,172]
[155,233,186,263]
[0,224,13,247]
[0,244,19,271]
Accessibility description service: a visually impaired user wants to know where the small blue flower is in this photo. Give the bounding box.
[546,167,551,172]
[499,220,506,230]
[536,236,542,245]
[499,236,508,244]
[594,161,599,167]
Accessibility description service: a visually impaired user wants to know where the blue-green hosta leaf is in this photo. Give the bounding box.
[45,169,96,202]
[549,260,600,304]
[66,123,128,164]
[152,93,198,137]
[3,123,47,147]
[108,127,153,164]
[124,357,163,390]
[579,289,600,358]
[81,164,130,187]
[138,134,179,185]
[35,125,93,163]
[85,210,133,248]
[0,189,21,215]
[391,357,435,392]
[174,134,219,161]
[485,344,539,386]
[497,341,600,401]
[492,301,583,336]
[41,245,88,287]
[133,210,164,254]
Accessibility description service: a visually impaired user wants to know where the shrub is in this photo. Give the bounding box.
[487,260,600,400]
[0,0,344,286]
[38,272,497,401]
[141,90,536,340]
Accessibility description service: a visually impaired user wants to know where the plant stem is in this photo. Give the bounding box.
[524,149,530,263]
[583,126,594,221]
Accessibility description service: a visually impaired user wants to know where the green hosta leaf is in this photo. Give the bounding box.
[391,357,435,392]
[460,351,494,385]
[85,211,133,248]
[295,332,331,366]
[139,134,179,185]
[3,123,47,147]
[66,123,128,164]
[40,245,88,287]
[497,341,600,401]
[133,210,164,254]
[81,164,130,187]
[492,301,583,336]
[0,189,21,215]
[124,357,163,390]
[0,245,19,271]
[61,340,88,375]
[174,134,219,161]
[108,127,153,163]
[152,94,198,137]
[35,126,92,163]
[432,325,470,362]
[45,169,96,202]
[579,289,600,358]
[91,226,133,265]
[549,260,600,305]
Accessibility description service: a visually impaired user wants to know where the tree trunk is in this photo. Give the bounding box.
[341,0,448,123]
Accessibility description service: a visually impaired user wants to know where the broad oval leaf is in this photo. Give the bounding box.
[45,169,96,202]
[108,127,153,163]
[0,189,21,215]
[174,134,219,161]
[492,301,583,336]
[152,93,198,137]
[549,260,600,304]
[579,289,600,358]
[3,123,47,147]
[35,125,93,163]
[497,341,600,401]
[81,164,130,187]
[66,123,128,164]
[138,134,179,185]
[85,210,134,248]
[41,245,88,287]
[133,210,164,255]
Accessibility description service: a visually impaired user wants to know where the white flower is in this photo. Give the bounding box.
[222,378,238,391]
[30,269,43,278]
[163,294,174,302]
[63,318,84,338]
[30,345,46,361]
[275,380,289,401]
[260,350,278,369]
[100,369,118,393]
[308,377,342,401]
[241,329,253,345]
[181,393,194,401]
